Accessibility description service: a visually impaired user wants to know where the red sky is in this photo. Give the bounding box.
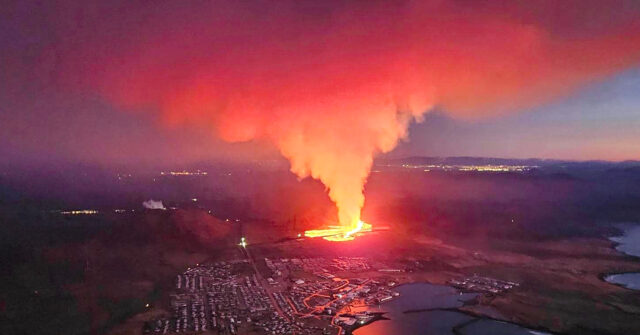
[2,0,640,165]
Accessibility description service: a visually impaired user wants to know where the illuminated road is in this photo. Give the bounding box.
[240,245,291,322]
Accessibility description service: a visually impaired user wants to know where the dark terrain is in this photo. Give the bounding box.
[1,157,640,334]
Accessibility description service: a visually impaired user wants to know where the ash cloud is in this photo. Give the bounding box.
[45,1,640,228]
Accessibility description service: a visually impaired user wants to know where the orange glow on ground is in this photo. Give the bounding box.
[304,220,372,242]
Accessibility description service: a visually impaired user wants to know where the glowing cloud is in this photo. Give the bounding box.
[56,1,640,239]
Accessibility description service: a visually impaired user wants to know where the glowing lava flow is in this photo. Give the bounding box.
[304,220,372,242]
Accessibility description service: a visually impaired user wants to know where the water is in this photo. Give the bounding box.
[353,283,548,335]
[459,319,548,335]
[605,273,640,290]
[610,224,640,258]
[605,224,640,290]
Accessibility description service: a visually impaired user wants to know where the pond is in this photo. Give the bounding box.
[353,283,548,335]
[605,224,640,291]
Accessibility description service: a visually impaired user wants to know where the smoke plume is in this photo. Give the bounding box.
[143,200,166,210]
[56,1,640,229]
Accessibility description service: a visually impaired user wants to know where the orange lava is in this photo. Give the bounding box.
[304,220,372,242]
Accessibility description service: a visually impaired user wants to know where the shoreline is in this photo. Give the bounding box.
[403,307,558,335]
[599,224,640,290]
[341,312,388,335]
[348,282,558,335]
[600,272,640,291]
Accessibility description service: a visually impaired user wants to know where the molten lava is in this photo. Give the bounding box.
[305,220,372,242]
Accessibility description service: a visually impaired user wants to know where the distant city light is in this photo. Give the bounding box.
[398,164,537,172]
[116,173,132,180]
[61,210,98,215]
[160,170,208,176]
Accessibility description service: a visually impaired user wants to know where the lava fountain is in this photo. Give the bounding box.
[59,2,640,242]
[305,220,372,241]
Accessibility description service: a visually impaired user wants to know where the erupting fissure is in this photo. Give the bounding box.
[65,2,640,243]
[304,220,372,242]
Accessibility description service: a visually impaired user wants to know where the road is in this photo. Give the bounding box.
[240,245,291,322]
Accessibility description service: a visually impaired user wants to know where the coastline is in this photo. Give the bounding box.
[349,282,556,335]
[599,223,640,290]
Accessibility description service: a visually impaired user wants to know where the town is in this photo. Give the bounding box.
[144,256,405,335]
